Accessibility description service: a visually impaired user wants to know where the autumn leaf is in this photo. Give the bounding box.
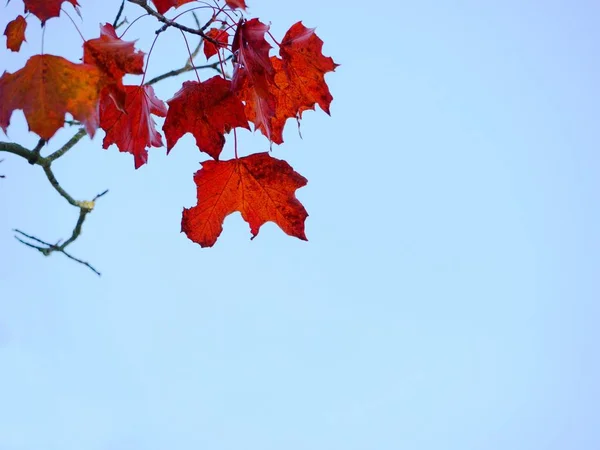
[182,152,308,247]
[84,23,145,108]
[151,0,195,14]
[4,15,26,52]
[203,28,229,59]
[84,24,144,80]
[163,76,249,160]
[231,18,274,99]
[23,0,79,25]
[234,73,276,142]
[279,22,338,116]
[244,22,338,144]
[100,85,167,169]
[225,0,247,10]
[0,54,103,140]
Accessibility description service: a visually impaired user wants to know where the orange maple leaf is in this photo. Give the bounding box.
[99,85,167,169]
[4,15,26,52]
[84,23,145,109]
[182,152,308,247]
[279,22,338,116]
[0,55,103,140]
[84,24,144,81]
[151,0,195,14]
[23,0,79,25]
[163,76,249,160]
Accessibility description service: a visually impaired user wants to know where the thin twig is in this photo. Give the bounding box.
[42,164,81,207]
[47,128,86,162]
[1,132,106,275]
[127,0,222,46]
[14,229,102,276]
[113,0,126,28]
[145,55,232,85]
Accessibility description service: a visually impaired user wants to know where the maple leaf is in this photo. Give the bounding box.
[151,0,195,14]
[244,22,338,144]
[0,54,103,140]
[163,76,249,160]
[100,85,167,169]
[279,22,338,116]
[84,24,144,80]
[225,0,247,10]
[84,23,145,108]
[203,28,229,59]
[22,0,79,25]
[234,74,276,142]
[231,18,274,99]
[182,152,308,247]
[4,15,26,52]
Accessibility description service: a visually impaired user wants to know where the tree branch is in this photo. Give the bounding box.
[113,0,126,28]
[14,229,102,276]
[1,131,107,275]
[127,0,223,46]
[145,56,231,85]
[47,128,86,162]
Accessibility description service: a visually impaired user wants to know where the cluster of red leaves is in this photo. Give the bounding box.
[1,0,336,247]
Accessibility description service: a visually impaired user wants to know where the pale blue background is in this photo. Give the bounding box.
[1,1,599,449]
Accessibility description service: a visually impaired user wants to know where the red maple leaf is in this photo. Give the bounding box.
[151,0,195,14]
[234,74,276,142]
[182,152,308,247]
[0,55,103,140]
[4,15,26,52]
[244,22,338,144]
[83,23,145,108]
[99,85,167,169]
[225,0,246,10]
[203,28,229,59]
[231,18,274,99]
[163,76,249,160]
[23,0,79,25]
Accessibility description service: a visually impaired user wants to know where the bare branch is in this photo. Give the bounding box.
[145,54,233,85]
[28,138,46,164]
[127,0,223,46]
[1,132,107,275]
[41,164,82,207]
[47,128,86,162]
[0,141,45,162]
[113,0,126,28]
[14,229,102,276]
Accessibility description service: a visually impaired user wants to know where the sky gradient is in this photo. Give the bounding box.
[1,1,599,449]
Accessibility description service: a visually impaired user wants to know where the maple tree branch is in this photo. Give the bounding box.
[13,229,102,276]
[28,138,46,164]
[113,0,126,28]
[127,0,222,46]
[0,141,37,161]
[144,56,231,85]
[0,134,108,275]
[46,128,87,162]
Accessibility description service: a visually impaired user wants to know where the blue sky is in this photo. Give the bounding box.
[1,1,600,449]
